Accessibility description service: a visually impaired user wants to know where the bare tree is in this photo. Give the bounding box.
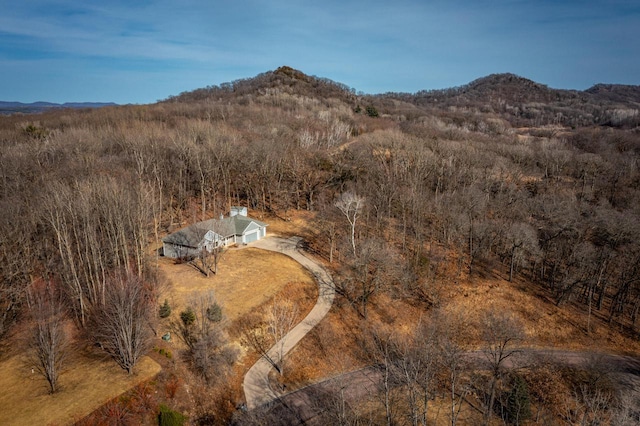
[432,311,471,426]
[43,177,153,325]
[0,198,36,339]
[90,272,154,374]
[335,191,365,257]
[240,298,298,377]
[480,310,525,424]
[317,216,339,264]
[28,281,68,394]
[440,334,468,426]
[358,327,402,426]
[191,328,237,384]
[267,298,298,377]
[193,222,229,277]
[312,386,363,426]
[197,246,215,278]
[568,384,613,426]
[335,238,399,319]
[502,222,540,282]
[356,315,448,426]
[174,291,223,344]
[171,291,235,382]
[210,244,226,276]
[240,314,275,371]
[408,321,441,426]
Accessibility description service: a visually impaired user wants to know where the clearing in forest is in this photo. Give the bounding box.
[0,341,160,426]
[158,245,316,321]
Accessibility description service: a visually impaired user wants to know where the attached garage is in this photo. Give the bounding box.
[244,229,260,243]
[240,221,263,244]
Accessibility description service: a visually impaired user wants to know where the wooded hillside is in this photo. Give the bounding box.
[1,67,639,424]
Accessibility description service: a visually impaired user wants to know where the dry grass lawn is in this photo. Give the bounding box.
[158,245,316,321]
[0,237,317,425]
[156,235,321,412]
[0,340,160,426]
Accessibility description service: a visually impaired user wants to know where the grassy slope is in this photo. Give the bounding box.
[0,338,161,426]
[0,220,318,425]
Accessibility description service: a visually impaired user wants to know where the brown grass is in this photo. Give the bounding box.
[258,209,318,239]
[157,238,319,411]
[439,271,640,353]
[157,246,315,322]
[280,244,640,395]
[0,340,160,426]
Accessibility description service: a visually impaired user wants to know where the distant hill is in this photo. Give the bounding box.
[164,67,639,128]
[381,73,640,128]
[0,101,117,116]
[163,65,357,105]
[585,84,640,104]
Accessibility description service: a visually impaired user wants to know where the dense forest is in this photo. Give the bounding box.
[1,66,640,424]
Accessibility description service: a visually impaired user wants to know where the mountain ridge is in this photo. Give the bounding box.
[168,67,639,104]
[0,101,118,116]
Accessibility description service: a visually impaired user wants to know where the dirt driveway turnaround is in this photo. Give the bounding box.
[242,236,335,410]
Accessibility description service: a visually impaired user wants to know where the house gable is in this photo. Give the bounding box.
[243,221,261,233]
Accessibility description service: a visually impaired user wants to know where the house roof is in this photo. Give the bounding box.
[232,215,268,235]
[161,222,211,248]
[162,214,267,248]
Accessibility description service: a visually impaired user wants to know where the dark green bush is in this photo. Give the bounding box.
[206,303,222,322]
[180,308,196,326]
[158,404,186,426]
[159,299,172,318]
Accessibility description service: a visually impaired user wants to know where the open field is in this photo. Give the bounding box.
[157,244,316,321]
[0,340,160,426]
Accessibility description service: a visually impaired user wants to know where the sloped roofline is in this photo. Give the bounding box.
[162,214,267,247]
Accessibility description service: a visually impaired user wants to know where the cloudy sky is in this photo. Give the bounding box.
[1,0,638,104]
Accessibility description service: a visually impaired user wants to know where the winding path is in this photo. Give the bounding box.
[242,236,335,410]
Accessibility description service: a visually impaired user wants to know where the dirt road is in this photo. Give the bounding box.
[242,236,335,410]
[257,348,640,424]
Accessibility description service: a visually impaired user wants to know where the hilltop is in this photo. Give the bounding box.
[4,67,638,125]
[382,72,640,128]
[164,65,357,105]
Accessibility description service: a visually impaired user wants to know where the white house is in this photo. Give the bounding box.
[162,207,268,259]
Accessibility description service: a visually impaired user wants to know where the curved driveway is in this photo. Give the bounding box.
[242,236,335,410]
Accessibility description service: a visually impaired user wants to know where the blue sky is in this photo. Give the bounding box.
[0,0,638,104]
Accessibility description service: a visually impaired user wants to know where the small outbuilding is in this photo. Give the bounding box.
[162,207,268,259]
